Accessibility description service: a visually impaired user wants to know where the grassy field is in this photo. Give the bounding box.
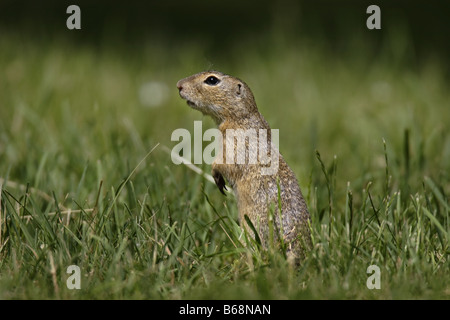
[0,30,449,299]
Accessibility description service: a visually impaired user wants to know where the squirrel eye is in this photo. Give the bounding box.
[204,76,220,86]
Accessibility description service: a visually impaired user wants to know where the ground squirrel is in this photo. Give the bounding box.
[177,71,311,261]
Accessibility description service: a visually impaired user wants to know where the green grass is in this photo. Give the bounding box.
[0,32,449,299]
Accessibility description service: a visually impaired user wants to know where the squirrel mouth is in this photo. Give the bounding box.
[186,100,197,107]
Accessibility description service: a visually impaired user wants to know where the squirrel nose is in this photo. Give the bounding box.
[176,81,183,92]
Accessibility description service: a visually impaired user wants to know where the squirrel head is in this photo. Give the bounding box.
[177,71,258,124]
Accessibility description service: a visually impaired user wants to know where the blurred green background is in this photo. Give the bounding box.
[1,0,449,181]
[0,0,449,299]
[1,0,449,198]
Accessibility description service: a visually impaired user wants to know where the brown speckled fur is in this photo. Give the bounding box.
[177,71,311,262]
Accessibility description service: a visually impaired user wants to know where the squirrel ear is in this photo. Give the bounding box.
[236,83,242,96]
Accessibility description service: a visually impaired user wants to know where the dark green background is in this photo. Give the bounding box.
[1,0,449,67]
